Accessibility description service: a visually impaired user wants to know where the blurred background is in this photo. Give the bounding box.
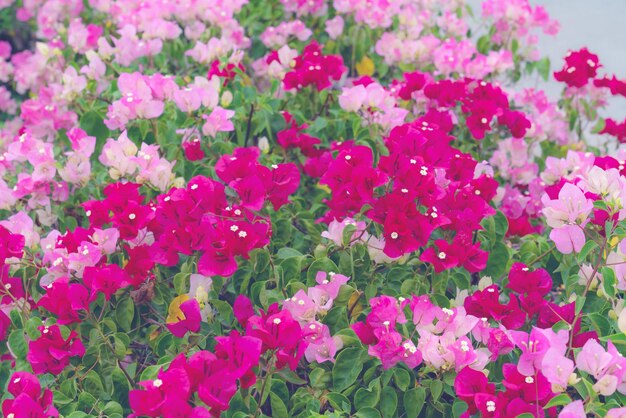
[468,0,626,118]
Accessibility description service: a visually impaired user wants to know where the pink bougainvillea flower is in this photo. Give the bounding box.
[201,106,235,138]
[166,296,202,338]
[245,306,308,370]
[510,327,568,376]
[558,400,586,418]
[454,366,495,416]
[541,348,575,388]
[1,371,58,418]
[213,330,262,388]
[182,138,205,161]
[502,363,553,404]
[549,225,586,254]
[508,262,552,296]
[0,225,25,264]
[27,325,85,375]
[233,294,255,329]
[38,277,89,324]
[303,323,344,363]
[129,366,194,417]
[283,41,345,92]
[554,48,600,88]
[542,183,593,254]
[420,239,461,272]
[83,264,132,301]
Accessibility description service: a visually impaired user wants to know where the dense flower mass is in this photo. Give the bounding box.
[0,0,625,417]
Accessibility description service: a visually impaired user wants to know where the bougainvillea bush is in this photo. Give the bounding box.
[2,0,626,417]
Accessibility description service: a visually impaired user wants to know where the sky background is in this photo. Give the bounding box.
[467,0,626,119]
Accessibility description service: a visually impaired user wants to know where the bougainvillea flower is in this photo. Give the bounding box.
[508,263,552,296]
[554,48,600,87]
[27,325,85,375]
[454,366,495,416]
[38,277,89,324]
[166,296,202,337]
[283,41,346,91]
[83,264,132,301]
[0,225,25,263]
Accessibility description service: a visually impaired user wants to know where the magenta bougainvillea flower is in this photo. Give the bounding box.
[27,325,85,375]
[2,1,626,416]
[2,371,58,418]
[283,41,346,91]
[554,48,600,88]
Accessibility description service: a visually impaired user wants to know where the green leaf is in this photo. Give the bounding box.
[493,210,509,242]
[252,249,271,274]
[276,368,307,385]
[332,347,365,392]
[355,408,381,418]
[544,393,572,408]
[53,390,75,405]
[140,365,161,381]
[591,118,606,134]
[476,35,491,54]
[67,412,89,418]
[310,368,332,389]
[342,224,357,247]
[600,333,626,346]
[307,257,340,286]
[115,297,135,332]
[483,242,510,279]
[325,392,351,413]
[602,267,617,298]
[270,393,289,418]
[103,401,124,415]
[113,333,129,359]
[354,378,381,410]
[24,317,43,340]
[393,368,411,391]
[173,272,190,295]
[83,370,105,395]
[452,400,468,418]
[8,330,28,359]
[380,386,398,418]
[9,309,22,328]
[276,247,303,259]
[430,380,443,402]
[577,240,598,263]
[403,387,426,418]
[588,313,611,337]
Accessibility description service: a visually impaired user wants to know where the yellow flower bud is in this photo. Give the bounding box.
[166,294,191,324]
[220,91,233,107]
[356,56,375,77]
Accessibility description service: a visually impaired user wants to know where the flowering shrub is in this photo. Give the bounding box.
[1,0,626,417]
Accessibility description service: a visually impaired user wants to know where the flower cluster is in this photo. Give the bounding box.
[129,332,261,417]
[2,372,58,418]
[1,0,626,416]
[283,271,348,363]
[283,41,346,91]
